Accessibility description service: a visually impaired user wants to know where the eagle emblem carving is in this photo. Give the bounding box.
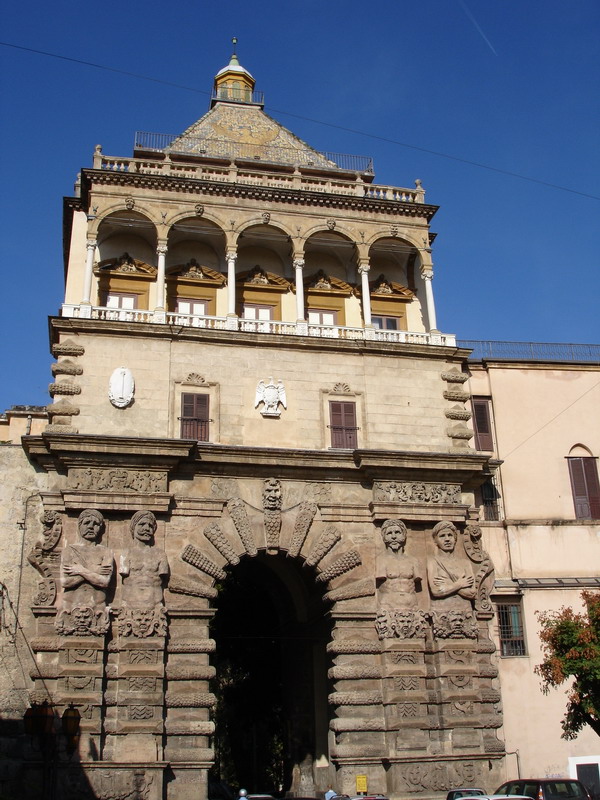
[255,377,287,417]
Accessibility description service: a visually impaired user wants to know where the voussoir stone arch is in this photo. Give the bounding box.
[236,217,296,240]
[366,229,424,251]
[93,205,160,235]
[165,209,227,237]
[302,224,357,245]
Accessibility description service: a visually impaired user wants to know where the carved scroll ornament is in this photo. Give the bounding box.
[28,511,63,606]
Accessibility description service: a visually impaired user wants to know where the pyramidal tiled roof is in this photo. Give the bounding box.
[167,102,337,170]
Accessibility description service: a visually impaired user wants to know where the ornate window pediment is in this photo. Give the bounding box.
[167,259,226,285]
[96,253,156,276]
[237,266,291,292]
[369,273,414,300]
[304,270,354,296]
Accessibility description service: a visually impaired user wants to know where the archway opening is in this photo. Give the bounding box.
[209,553,332,797]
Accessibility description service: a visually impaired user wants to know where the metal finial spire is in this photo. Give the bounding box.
[232,37,238,54]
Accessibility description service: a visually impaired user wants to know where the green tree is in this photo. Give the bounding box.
[535,591,600,738]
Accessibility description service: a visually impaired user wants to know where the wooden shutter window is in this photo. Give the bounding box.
[181,393,210,442]
[472,398,494,451]
[329,401,357,449]
[568,457,600,519]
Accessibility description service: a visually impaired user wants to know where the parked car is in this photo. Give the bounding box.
[447,789,486,800]
[494,780,592,800]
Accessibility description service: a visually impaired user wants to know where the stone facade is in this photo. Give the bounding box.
[0,53,517,800]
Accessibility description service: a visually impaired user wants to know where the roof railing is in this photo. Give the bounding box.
[459,340,600,362]
[134,132,374,174]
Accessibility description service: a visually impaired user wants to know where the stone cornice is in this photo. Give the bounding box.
[50,317,470,361]
[23,432,493,486]
[81,169,439,221]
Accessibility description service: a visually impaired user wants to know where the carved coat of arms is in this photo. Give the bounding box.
[255,377,287,417]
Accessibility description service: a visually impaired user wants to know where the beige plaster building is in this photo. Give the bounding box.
[0,51,598,800]
[464,346,600,790]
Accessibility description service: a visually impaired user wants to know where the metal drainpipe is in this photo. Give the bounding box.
[505,749,521,778]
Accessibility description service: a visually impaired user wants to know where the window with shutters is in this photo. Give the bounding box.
[496,601,526,656]
[567,457,600,519]
[329,401,358,449]
[472,397,494,451]
[180,393,210,441]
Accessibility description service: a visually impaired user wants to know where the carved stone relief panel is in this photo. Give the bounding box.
[28,510,63,606]
[118,511,169,638]
[374,481,461,504]
[69,468,168,493]
[55,509,113,636]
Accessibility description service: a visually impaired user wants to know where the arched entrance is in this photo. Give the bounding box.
[209,553,333,796]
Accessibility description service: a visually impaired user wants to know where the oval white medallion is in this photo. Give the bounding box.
[108,367,135,408]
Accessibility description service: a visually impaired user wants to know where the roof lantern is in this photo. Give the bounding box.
[213,38,257,106]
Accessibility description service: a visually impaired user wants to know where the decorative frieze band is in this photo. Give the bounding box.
[69,468,168,493]
[374,482,461,504]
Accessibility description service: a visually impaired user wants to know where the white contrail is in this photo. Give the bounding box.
[458,0,498,56]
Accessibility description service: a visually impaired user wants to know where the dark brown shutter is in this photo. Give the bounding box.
[569,457,600,519]
[584,458,600,518]
[181,393,209,441]
[472,398,494,451]
[329,401,357,448]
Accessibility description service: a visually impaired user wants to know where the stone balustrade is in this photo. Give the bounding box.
[61,305,455,346]
[93,152,425,203]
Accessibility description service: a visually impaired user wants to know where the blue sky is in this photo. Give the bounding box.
[1,0,599,411]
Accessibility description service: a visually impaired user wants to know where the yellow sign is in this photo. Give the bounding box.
[356,775,368,794]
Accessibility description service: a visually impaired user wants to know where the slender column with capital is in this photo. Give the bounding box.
[226,251,238,329]
[422,269,438,332]
[155,243,167,311]
[359,261,372,327]
[226,251,237,315]
[82,239,97,305]
[293,258,305,321]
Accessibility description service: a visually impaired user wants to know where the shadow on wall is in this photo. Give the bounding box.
[0,713,97,800]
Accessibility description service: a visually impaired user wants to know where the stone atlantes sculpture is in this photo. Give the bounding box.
[56,508,113,635]
[375,519,426,639]
[427,520,478,638]
[119,510,169,637]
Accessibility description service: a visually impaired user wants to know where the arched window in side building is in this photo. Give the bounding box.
[566,445,600,519]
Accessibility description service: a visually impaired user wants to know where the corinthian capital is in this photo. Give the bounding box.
[293,258,305,271]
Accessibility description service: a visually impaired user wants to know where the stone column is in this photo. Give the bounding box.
[80,238,97,317]
[154,243,168,322]
[422,268,438,332]
[294,258,308,335]
[226,251,238,330]
[359,259,374,338]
